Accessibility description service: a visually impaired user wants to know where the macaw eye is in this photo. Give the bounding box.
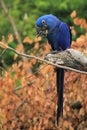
[42,20,45,24]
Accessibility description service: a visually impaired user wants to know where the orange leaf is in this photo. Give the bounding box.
[34,42,39,49]
[70,10,77,18]
[23,36,33,44]
[34,36,42,42]
[8,34,14,42]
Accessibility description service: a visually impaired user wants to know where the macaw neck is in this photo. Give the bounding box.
[48,21,61,34]
[47,22,62,51]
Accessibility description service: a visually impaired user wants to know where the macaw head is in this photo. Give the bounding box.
[36,14,61,37]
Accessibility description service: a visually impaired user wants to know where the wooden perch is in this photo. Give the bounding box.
[0,42,87,74]
[45,49,87,72]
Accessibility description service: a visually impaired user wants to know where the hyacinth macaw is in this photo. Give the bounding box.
[35,14,72,124]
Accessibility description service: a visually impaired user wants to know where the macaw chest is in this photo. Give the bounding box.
[47,33,61,51]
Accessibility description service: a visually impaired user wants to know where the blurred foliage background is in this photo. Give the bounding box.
[0,1,87,129]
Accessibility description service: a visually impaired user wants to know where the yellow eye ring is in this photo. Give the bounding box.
[42,20,45,24]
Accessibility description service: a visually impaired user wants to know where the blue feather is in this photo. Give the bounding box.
[47,22,71,51]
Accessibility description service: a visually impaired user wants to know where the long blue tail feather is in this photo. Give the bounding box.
[56,68,64,124]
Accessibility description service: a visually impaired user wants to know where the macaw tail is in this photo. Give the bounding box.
[56,68,64,124]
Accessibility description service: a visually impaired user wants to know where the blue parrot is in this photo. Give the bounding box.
[36,14,72,124]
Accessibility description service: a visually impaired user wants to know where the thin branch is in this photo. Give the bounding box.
[0,0,27,62]
[0,42,87,75]
[0,66,7,73]
[19,13,28,35]
[0,48,7,57]
[0,0,22,44]
[6,46,87,74]
[74,115,87,129]
[25,64,47,79]
[13,80,36,92]
[13,97,27,116]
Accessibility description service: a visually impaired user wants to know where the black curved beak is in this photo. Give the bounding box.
[35,25,48,37]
